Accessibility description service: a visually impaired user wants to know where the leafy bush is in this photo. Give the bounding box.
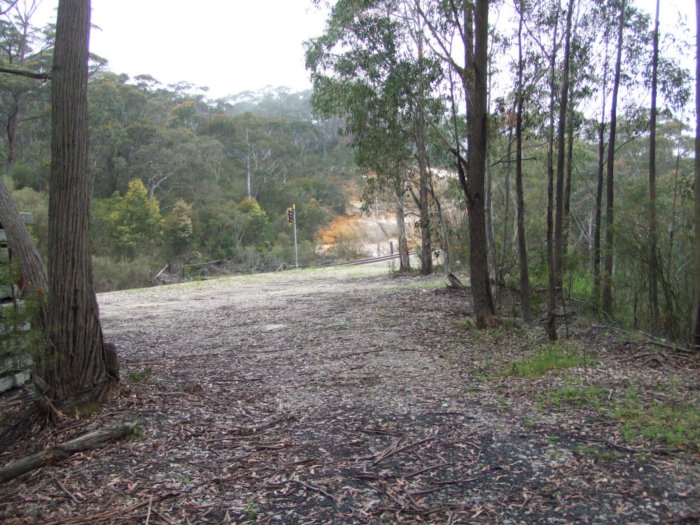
[93,179,163,260]
[92,255,159,292]
[0,262,43,371]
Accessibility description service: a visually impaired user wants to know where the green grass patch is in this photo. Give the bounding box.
[573,444,619,462]
[453,317,476,331]
[127,367,153,383]
[503,341,595,378]
[614,389,700,451]
[545,384,606,409]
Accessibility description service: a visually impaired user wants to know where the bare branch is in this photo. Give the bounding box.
[0,65,50,80]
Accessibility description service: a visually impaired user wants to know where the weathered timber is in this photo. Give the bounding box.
[0,421,138,484]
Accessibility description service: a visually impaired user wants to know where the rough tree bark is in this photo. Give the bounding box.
[545,7,560,341]
[563,95,574,261]
[592,41,609,313]
[394,183,411,272]
[0,422,137,484]
[515,0,532,323]
[35,0,118,409]
[464,0,496,328]
[693,0,700,350]
[415,31,432,276]
[648,0,660,329]
[554,0,574,294]
[0,179,48,329]
[0,2,49,324]
[602,0,626,318]
[417,0,495,327]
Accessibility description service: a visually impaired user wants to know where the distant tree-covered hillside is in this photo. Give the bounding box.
[0,4,361,291]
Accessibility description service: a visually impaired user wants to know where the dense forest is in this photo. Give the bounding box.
[305,0,697,343]
[1,0,698,347]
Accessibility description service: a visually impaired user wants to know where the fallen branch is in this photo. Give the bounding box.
[42,490,180,525]
[622,339,696,357]
[293,479,336,502]
[372,429,439,465]
[0,421,139,484]
[603,439,683,456]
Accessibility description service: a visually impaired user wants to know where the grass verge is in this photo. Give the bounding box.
[503,341,595,378]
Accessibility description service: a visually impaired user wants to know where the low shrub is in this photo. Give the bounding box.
[92,255,159,292]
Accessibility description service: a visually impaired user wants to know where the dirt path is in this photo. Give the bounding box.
[1,265,699,524]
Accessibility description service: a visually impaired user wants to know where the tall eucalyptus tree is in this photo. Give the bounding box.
[418,0,496,327]
[694,0,700,350]
[37,0,118,410]
[601,0,625,318]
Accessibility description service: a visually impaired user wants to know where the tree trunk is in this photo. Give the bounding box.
[502,117,513,275]
[693,0,700,350]
[485,151,500,285]
[563,95,575,263]
[592,44,609,313]
[416,34,432,276]
[36,0,118,409]
[555,0,574,295]
[545,8,560,342]
[515,0,532,323]
[464,0,496,328]
[394,184,411,272]
[648,0,660,329]
[3,5,35,180]
[0,179,48,330]
[245,129,252,198]
[429,177,452,276]
[5,98,19,179]
[602,1,626,318]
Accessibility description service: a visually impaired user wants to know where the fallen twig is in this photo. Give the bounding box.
[604,440,684,456]
[293,479,336,502]
[405,462,453,479]
[145,495,153,525]
[372,429,439,465]
[42,490,180,525]
[52,475,80,504]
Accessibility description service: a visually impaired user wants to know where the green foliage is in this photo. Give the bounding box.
[244,502,260,523]
[453,317,477,331]
[92,255,159,292]
[10,185,49,257]
[235,197,272,247]
[127,367,153,383]
[163,199,194,258]
[0,262,43,369]
[504,341,595,378]
[572,444,619,462]
[614,388,700,451]
[100,179,163,260]
[544,384,606,409]
[540,380,699,451]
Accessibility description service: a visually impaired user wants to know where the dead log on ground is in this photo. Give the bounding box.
[0,421,139,484]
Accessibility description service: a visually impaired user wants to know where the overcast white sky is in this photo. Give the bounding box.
[33,0,328,99]
[31,0,694,101]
